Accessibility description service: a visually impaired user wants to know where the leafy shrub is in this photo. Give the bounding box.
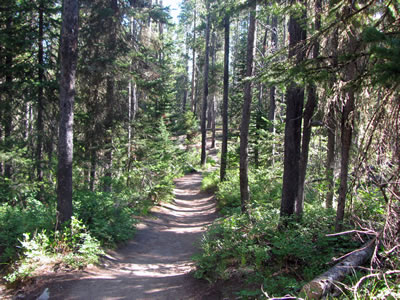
[4,217,104,283]
[215,165,282,215]
[73,190,137,247]
[201,170,219,193]
[194,205,360,296]
[0,199,54,263]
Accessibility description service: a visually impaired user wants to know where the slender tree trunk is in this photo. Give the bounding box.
[296,84,317,215]
[211,97,216,148]
[210,32,216,149]
[90,146,96,192]
[280,0,306,218]
[128,16,133,163]
[268,14,278,164]
[104,77,114,193]
[4,15,13,179]
[57,0,79,226]
[295,0,321,216]
[128,80,132,159]
[207,102,212,129]
[220,15,230,182]
[326,103,336,209]
[326,4,339,209]
[336,90,355,231]
[335,4,357,232]
[37,0,45,189]
[182,31,189,112]
[200,0,210,166]
[103,0,118,193]
[191,4,197,113]
[255,25,268,168]
[239,0,257,213]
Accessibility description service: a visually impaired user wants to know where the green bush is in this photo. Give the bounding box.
[73,190,137,247]
[201,170,219,193]
[0,199,54,263]
[4,218,104,283]
[194,205,360,296]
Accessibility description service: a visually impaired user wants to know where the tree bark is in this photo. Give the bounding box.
[254,24,268,168]
[36,0,44,185]
[295,0,321,216]
[300,240,375,299]
[280,0,306,218]
[325,4,339,210]
[210,32,216,149]
[191,3,197,113]
[335,89,355,231]
[239,0,257,213]
[268,14,278,130]
[335,4,358,232]
[4,15,13,179]
[268,14,278,165]
[182,30,189,112]
[103,0,118,193]
[200,0,210,166]
[326,103,336,209]
[57,0,79,226]
[220,15,230,182]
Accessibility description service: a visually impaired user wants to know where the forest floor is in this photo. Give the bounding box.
[9,139,229,300]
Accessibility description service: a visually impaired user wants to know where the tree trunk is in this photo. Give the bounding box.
[182,31,189,112]
[57,0,79,226]
[200,0,210,166]
[326,102,336,209]
[36,1,44,184]
[103,0,118,193]
[104,77,114,193]
[295,0,321,216]
[191,3,197,113]
[4,15,13,179]
[255,25,268,168]
[90,146,97,192]
[268,14,278,164]
[335,4,357,232]
[280,0,306,218]
[211,95,216,149]
[326,5,339,210]
[300,240,375,299]
[220,15,230,182]
[239,0,257,213]
[335,89,355,231]
[210,32,216,149]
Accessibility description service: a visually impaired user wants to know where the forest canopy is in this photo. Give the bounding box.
[0,0,399,298]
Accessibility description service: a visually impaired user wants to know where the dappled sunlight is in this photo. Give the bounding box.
[45,172,218,299]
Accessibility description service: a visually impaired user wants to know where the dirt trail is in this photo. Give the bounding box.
[37,172,220,300]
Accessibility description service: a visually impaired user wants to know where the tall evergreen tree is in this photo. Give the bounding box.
[239,0,256,213]
[220,14,230,182]
[57,0,79,226]
[200,0,211,166]
[280,0,306,219]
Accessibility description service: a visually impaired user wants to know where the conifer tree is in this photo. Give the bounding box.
[239,0,257,213]
[57,0,79,225]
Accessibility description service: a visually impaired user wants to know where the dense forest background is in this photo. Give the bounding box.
[0,0,399,298]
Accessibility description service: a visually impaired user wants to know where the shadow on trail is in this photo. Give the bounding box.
[38,172,220,300]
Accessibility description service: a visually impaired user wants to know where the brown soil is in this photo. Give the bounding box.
[17,172,224,300]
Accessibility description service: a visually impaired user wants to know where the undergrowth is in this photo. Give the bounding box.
[4,217,104,284]
[193,205,359,297]
[0,118,196,284]
[194,153,379,299]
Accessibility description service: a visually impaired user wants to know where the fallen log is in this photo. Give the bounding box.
[299,240,376,299]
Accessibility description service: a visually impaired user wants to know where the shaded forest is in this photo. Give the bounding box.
[0,0,399,298]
